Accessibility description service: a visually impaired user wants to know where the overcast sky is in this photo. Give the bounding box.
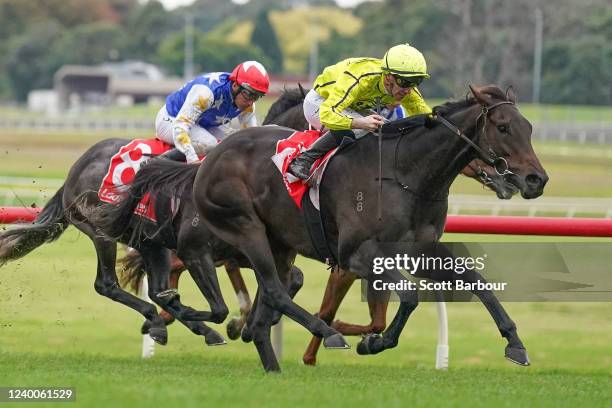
[157,0,373,10]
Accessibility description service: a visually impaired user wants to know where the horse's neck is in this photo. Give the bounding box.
[393,105,480,198]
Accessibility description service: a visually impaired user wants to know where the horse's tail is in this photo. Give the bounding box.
[93,159,200,240]
[0,186,68,266]
[117,249,146,293]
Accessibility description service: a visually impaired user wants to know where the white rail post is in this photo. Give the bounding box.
[272,318,283,360]
[435,301,449,370]
[138,275,156,358]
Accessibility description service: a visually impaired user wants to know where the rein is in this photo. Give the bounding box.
[434,100,515,176]
[377,98,515,201]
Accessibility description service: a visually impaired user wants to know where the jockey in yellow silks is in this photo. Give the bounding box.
[288,44,432,179]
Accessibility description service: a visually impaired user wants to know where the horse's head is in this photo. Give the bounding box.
[262,86,309,129]
[469,84,548,199]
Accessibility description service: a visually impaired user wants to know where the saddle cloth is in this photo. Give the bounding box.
[271,130,339,210]
[98,138,173,222]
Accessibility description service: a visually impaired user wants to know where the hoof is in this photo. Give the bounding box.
[148,327,168,345]
[204,330,227,346]
[356,333,383,355]
[226,316,243,341]
[141,320,152,335]
[323,333,350,349]
[302,356,316,366]
[505,345,530,366]
[241,326,253,343]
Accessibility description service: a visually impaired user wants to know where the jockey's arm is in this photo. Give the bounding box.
[318,71,363,131]
[238,105,257,129]
[400,87,432,116]
[172,84,214,163]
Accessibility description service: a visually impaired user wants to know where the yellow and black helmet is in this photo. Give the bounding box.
[382,44,430,79]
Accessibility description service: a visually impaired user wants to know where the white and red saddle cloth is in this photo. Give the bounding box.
[271,130,339,210]
[98,138,174,222]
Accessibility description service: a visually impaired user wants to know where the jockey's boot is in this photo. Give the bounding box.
[288,130,354,179]
[159,148,186,162]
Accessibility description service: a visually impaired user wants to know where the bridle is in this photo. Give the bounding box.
[377,97,515,201]
[466,161,498,189]
[434,100,515,176]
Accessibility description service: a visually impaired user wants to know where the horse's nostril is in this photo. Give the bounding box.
[526,174,542,186]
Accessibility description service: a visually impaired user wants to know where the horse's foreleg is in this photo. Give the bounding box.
[357,268,419,356]
[225,260,252,340]
[303,268,355,365]
[460,269,529,366]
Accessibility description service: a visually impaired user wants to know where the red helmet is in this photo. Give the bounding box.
[229,61,270,95]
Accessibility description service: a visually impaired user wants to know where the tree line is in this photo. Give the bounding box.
[0,0,609,105]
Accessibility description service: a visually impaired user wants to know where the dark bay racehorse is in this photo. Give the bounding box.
[140,87,518,347]
[199,85,547,371]
[0,139,237,346]
[108,84,546,371]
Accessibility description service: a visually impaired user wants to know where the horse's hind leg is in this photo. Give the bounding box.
[158,255,186,325]
[334,296,388,335]
[179,250,229,345]
[87,234,167,345]
[140,259,182,336]
[303,268,389,365]
[241,265,304,342]
[249,293,280,372]
[240,233,348,370]
[237,229,347,344]
[303,268,355,365]
[224,260,252,340]
[141,246,226,346]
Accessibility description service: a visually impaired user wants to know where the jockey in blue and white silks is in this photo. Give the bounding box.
[155,61,270,163]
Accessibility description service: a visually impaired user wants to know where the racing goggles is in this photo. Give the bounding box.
[393,75,424,89]
[239,84,265,101]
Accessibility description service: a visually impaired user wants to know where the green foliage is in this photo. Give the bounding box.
[187,0,241,34]
[157,30,270,77]
[541,5,612,105]
[250,10,284,73]
[0,0,610,106]
[123,0,180,61]
[4,22,64,101]
[50,22,129,66]
[317,29,358,70]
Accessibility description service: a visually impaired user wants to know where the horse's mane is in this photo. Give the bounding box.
[262,85,308,125]
[433,85,508,117]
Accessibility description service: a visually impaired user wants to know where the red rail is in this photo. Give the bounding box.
[1,207,611,237]
[0,207,42,223]
[445,215,612,237]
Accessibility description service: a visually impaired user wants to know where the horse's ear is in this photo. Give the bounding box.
[298,83,306,97]
[506,86,517,104]
[469,84,493,106]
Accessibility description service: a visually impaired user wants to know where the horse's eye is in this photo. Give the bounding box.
[497,124,508,133]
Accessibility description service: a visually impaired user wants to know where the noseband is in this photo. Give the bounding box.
[434,100,514,176]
